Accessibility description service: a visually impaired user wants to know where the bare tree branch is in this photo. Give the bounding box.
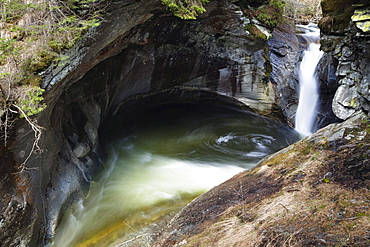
[12,103,44,172]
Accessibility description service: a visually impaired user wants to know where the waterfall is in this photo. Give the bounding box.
[295,24,323,137]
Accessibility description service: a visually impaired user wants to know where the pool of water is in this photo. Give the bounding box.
[53,103,299,247]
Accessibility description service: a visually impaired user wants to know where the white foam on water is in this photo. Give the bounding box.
[53,152,245,247]
[295,25,323,137]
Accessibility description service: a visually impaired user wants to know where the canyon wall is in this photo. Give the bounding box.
[1,0,369,245]
[2,0,299,244]
[318,0,370,121]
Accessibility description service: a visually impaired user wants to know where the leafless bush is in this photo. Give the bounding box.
[283,0,322,24]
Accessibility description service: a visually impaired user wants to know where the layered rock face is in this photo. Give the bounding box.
[268,23,300,126]
[319,0,370,120]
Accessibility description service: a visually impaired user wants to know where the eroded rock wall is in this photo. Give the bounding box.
[5,0,301,244]
[319,0,370,120]
[268,22,300,126]
[4,0,361,244]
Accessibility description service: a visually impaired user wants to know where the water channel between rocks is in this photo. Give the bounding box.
[53,103,300,247]
[295,23,323,137]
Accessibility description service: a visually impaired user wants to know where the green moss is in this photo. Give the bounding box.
[25,49,58,73]
[161,0,210,20]
[246,0,285,29]
[16,87,46,117]
[352,9,370,22]
[321,0,352,17]
[270,0,286,9]
[22,74,43,87]
[246,24,267,39]
[248,166,262,175]
[356,212,367,217]
[319,0,356,34]
[48,39,66,53]
[264,54,272,77]
[0,0,104,130]
[255,6,282,28]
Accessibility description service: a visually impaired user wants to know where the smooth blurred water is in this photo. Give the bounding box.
[295,24,323,137]
[53,103,299,247]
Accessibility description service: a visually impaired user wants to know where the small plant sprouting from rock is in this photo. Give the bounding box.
[16,87,46,118]
[161,0,210,20]
[256,0,286,28]
[0,0,105,145]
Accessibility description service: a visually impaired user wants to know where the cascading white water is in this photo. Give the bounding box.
[295,24,324,137]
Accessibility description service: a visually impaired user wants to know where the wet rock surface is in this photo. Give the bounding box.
[319,0,370,121]
[0,137,41,246]
[316,52,341,128]
[268,22,300,126]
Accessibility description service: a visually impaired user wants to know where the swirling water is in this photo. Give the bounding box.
[53,103,299,247]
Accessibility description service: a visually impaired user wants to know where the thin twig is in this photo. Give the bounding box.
[12,104,44,172]
[122,220,137,232]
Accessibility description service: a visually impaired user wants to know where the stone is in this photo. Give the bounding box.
[316,53,341,129]
[268,21,300,126]
[358,75,370,101]
[73,143,90,158]
[340,46,355,60]
[336,62,351,77]
[339,77,355,86]
[4,0,370,245]
[355,20,370,32]
[11,0,288,243]
[332,84,358,119]
[351,8,370,22]
[351,8,370,32]
[348,71,362,82]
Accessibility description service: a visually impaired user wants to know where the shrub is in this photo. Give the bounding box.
[161,0,210,19]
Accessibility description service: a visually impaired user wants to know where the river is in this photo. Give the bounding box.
[53,102,299,246]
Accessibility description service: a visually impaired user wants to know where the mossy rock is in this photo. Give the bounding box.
[254,5,282,28]
[352,0,370,6]
[246,24,267,40]
[319,0,358,34]
[355,20,370,32]
[26,49,58,73]
[22,74,43,87]
[319,5,356,34]
[352,9,370,22]
[321,0,352,17]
